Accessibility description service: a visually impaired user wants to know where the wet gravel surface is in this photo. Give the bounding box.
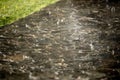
[0,0,120,80]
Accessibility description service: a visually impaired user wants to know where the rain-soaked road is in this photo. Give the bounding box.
[0,0,120,80]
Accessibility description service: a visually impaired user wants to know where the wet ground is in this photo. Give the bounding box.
[0,0,120,80]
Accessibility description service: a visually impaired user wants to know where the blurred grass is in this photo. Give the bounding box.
[0,0,58,27]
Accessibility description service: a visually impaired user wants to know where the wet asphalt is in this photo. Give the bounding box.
[0,0,120,80]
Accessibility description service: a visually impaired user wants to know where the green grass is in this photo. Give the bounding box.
[0,0,59,27]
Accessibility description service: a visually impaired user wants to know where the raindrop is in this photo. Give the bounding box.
[0,51,2,54]
[25,24,29,28]
[48,11,51,15]
[112,50,115,55]
[89,42,94,51]
[29,72,39,80]
[78,50,83,54]
[111,7,115,13]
